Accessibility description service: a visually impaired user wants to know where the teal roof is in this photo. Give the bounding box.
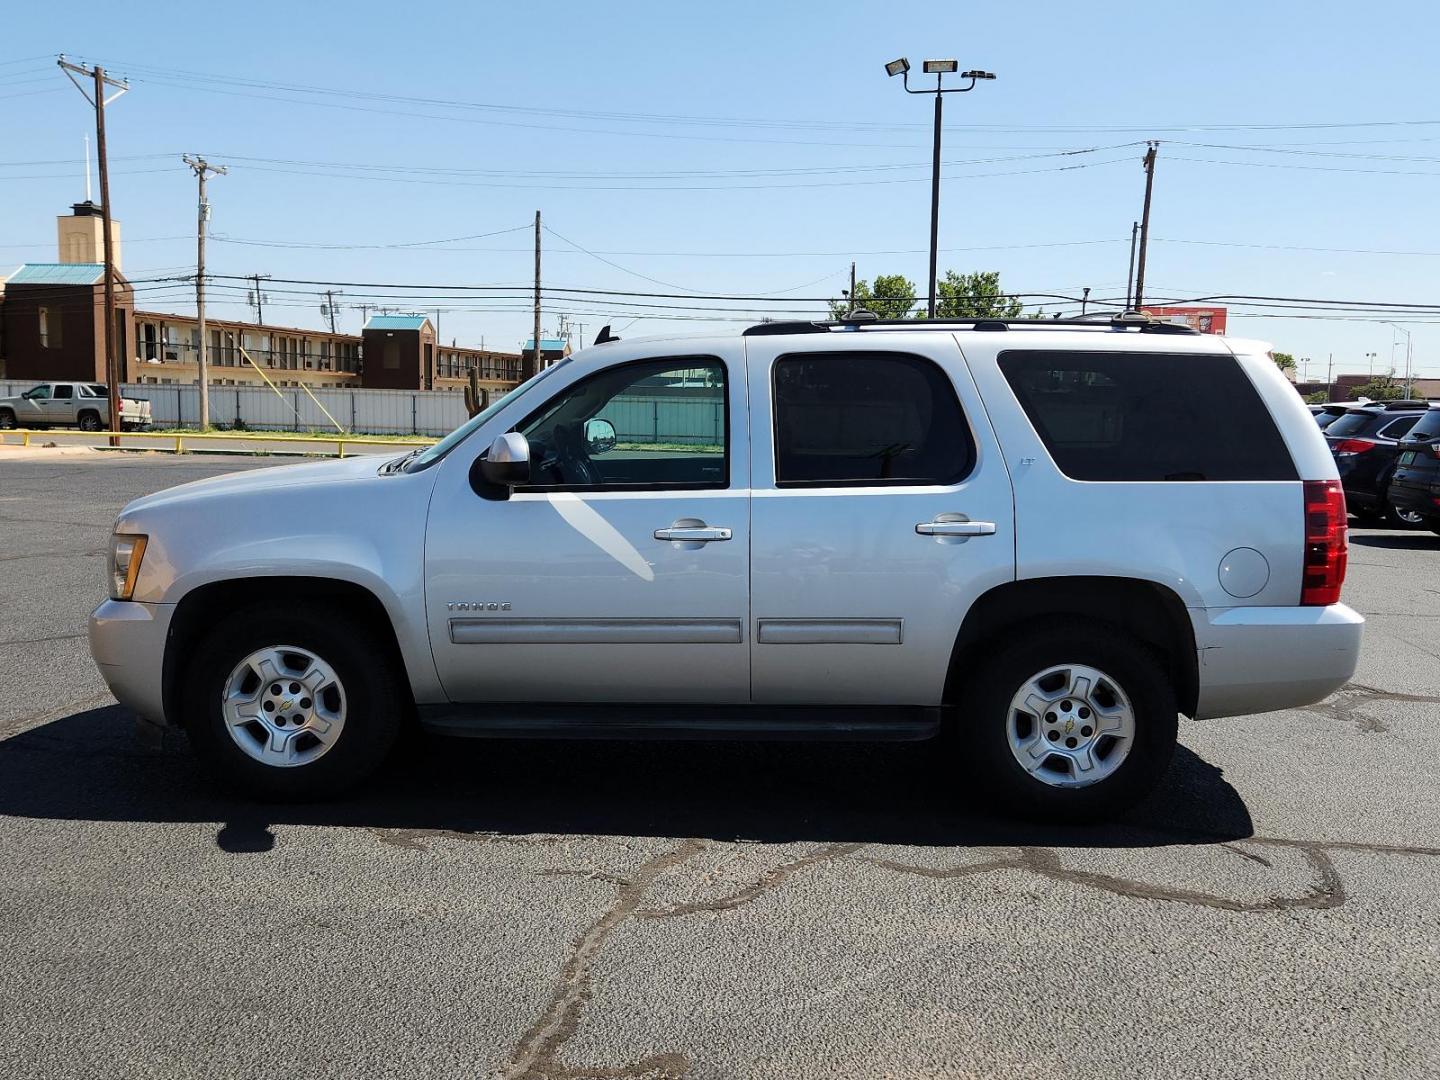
[365,314,430,331]
[6,262,105,285]
[524,338,569,351]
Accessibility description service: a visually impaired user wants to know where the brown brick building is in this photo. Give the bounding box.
[0,263,134,382]
[1,200,524,395]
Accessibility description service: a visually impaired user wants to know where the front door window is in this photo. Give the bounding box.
[515,358,727,490]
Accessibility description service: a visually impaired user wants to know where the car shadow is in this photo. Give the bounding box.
[0,706,1254,853]
[1349,531,1439,550]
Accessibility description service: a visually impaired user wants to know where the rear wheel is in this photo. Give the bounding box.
[77,410,102,432]
[956,623,1178,820]
[1384,502,1425,529]
[181,604,404,799]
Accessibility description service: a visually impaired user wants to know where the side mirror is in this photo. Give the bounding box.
[584,417,617,455]
[479,431,531,488]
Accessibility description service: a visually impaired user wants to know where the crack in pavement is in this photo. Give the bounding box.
[863,844,1345,912]
[486,830,1440,1076]
[499,838,707,1080]
[636,842,863,919]
[367,827,638,855]
[1299,682,1440,733]
[0,630,89,647]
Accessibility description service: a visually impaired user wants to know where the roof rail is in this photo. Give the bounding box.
[741,313,1202,337]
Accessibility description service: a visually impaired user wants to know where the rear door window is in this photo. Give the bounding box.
[772,351,973,486]
[53,384,74,399]
[998,350,1297,482]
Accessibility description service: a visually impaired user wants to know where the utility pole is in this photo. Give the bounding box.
[1327,353,1333,395]
[531,210,542,378]
[1133,143,1159,311]
[355,302,372,326]
[849,260,857,315]
[322,290,341,333]
[1125,221,1139,310]
[248,273,271,325]
[183,155,226,430]
[58,57,129,441]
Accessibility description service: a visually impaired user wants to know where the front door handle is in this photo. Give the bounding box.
[916,520,996,537]
[654,525,732,542]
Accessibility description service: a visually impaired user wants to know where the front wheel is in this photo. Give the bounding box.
[957,623,1178,820]
[181,605,405,799]
[0,410,14,430]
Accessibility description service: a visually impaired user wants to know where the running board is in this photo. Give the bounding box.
[416,704,942,742]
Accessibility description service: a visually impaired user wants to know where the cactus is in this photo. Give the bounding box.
[463,367,483,418]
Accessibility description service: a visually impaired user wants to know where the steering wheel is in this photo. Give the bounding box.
[553,422,599,486]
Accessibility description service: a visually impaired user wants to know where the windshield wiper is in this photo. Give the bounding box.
[381,447,424,475]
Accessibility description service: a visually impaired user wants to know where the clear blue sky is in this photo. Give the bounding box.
[3,0,1439,379]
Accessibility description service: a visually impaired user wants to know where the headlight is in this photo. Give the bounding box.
[109,534,149,601]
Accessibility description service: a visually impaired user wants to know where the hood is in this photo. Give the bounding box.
[119,452,398,517]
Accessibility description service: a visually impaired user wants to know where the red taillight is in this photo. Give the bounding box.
[1302,479,1347,606]
[1330,438,1375,456]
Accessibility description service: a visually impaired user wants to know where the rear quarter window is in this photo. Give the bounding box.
[998,350,1298,482]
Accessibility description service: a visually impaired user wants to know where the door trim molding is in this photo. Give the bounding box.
[449,617,743,645]
[756,618,903,645]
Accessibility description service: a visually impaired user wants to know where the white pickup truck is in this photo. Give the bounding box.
[0,382,152,431]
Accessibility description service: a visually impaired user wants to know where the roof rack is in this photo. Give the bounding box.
[741,312,1201,337]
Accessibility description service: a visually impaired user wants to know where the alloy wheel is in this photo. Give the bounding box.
[220,644,347,768]
[1005,663,1136,788]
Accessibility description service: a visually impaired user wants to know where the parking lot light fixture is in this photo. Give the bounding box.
[886,54,997,317]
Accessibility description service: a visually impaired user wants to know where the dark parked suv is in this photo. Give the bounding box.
[1324,402,1436,527]
[1389,409,1440,535]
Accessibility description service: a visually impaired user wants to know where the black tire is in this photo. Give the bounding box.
[0,409,13,430]
[180,604,405,800]
[955,622,1178,821]
[77,410,102,432]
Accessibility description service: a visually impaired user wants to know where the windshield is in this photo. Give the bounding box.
[404,358,572,471]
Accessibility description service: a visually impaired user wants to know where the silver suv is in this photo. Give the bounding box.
[89,316,1363,817]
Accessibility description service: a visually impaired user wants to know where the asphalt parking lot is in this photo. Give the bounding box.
[1,448,1437,1080]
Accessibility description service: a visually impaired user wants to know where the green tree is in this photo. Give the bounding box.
[1271,351,1297,372]
[1304,389,1329,404]
[924,270,1024,320]
[1352,373,1409,401]
[829,274,917,320]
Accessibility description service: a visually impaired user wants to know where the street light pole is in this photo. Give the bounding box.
[1387,323,1413,397]
[886,58,996,318]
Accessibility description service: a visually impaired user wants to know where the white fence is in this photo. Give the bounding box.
[0,381,472,437]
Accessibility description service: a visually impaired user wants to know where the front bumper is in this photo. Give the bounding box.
[89,599,175,724]
[1192,603,1363,720]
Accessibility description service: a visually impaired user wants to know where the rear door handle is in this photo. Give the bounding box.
[916,520,996,537]
[654,526,732,542]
